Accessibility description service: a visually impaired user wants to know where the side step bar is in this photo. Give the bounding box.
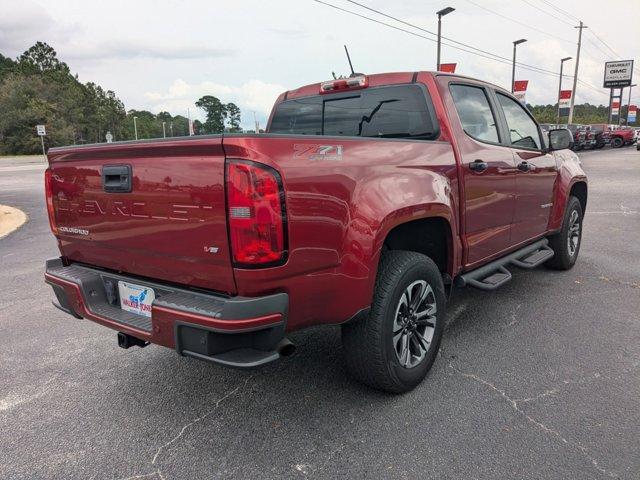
[456,239,554,291]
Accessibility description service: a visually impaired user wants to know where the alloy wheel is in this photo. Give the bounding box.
[567,209,581,257]
[392,280,437,368]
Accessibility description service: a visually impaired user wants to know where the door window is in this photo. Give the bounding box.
[450,85,500,143]
[496,93,542,150]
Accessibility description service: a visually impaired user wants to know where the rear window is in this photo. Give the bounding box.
[268,85,438,140]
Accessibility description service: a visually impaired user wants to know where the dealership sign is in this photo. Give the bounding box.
[559,90,572,116]
[629,105,637,123]
[603,60,634,88]
[513,80,528,103]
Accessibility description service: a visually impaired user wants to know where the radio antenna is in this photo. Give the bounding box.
[344,45,355,77]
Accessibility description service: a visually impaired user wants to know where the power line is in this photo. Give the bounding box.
[343,0,522,65]
[520,0,574,27]
[588,29,621,59]
[340,0,565,77]
[464,0,574,44]
[313,0,609,100]
[587,28,640,77]
[537,0,580,23]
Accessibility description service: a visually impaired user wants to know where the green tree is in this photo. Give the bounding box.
[195,95,226,133]
[225,102,242,132]
[0,53,15,82]
[18,41,70,75]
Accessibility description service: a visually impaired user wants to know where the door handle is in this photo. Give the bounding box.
[517,161,531,172]
[469,159,488,173]
[102,165,132,193]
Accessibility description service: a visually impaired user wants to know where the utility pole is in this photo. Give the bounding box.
[511,39,527,93]
[133,116,138,140]
[162,121,166,138]
[436,7,455,71]
[568,21,587,124]
[557,56,572,124]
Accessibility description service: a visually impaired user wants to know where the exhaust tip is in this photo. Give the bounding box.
[277,338,296,357]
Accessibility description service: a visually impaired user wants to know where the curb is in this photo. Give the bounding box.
[0,205,28,239]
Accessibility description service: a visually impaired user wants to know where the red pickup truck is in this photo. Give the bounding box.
[44,72,587,393]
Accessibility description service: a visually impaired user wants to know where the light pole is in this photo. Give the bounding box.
[133,116,138,140]
[511,39,527,93]
[557,56,572,124]
[436,7,455,71]
[627,84,637,125]
[162,121,166,138]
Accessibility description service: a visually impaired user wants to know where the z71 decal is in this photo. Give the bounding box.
[293,144,343,161]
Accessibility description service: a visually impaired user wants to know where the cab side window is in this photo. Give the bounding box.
[450,85,500,144]
[496,93,542,150]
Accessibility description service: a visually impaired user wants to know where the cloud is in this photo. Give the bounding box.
[63,42,234,61]
[142,78,287,127]
[0,1,55,53]
[267,27,309,39]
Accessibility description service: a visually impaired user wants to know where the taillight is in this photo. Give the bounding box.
[44,168,58,235]
[320,75,368,94]
[226,160,287,267]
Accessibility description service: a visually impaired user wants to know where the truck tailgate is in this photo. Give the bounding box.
[47,138,236,294]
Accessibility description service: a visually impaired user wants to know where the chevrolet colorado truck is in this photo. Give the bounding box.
[44,72,587,393]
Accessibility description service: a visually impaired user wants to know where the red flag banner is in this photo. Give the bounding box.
[439,63,457,73]
[612,101,620,116]
[559,90,572,116]
[513,80,529,103]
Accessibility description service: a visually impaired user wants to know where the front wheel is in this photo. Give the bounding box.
[611,137,624,148]
[545,196,583,270]
[342,251,446,393]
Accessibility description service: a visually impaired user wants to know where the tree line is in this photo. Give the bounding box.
[0,42,244,155]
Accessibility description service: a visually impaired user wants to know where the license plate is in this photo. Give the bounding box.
[118,281,155,318]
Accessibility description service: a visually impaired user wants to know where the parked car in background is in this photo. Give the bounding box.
[566,124,586,150]
[587,124,610,149]
[609,126,635,148]
[583,126,598,149]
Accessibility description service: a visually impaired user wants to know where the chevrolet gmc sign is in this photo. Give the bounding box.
[603,60,634,88]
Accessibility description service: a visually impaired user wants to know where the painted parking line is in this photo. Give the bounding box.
[0,164,47,172]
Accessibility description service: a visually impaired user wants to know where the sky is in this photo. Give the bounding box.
[1,0,639,130]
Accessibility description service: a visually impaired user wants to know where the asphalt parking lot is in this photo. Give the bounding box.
[1,147,639,480]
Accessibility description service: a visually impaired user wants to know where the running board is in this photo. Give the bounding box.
[456,239,554,291]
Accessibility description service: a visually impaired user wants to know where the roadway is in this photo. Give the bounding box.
[0,147,638,479]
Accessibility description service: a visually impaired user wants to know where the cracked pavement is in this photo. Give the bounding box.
[1,147,639,479]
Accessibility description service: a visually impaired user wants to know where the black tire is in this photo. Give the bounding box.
[342,250,446,393]
[611,137,623,148]
[545,196,583,270]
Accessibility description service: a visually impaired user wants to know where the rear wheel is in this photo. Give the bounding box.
[611,137,624,148]
[545,196,583,270]
[342,251,446,393]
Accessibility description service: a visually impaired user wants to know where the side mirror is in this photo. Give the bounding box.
[548,128,574,151]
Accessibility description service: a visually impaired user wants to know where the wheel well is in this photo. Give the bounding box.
[570,182,587,213]
[383,217,450,273]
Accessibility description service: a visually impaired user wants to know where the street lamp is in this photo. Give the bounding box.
[436,7,455,71]
[511,38,527,93]
[627,84,637,125]
[556,56,572,124]
[133,116,138,141]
